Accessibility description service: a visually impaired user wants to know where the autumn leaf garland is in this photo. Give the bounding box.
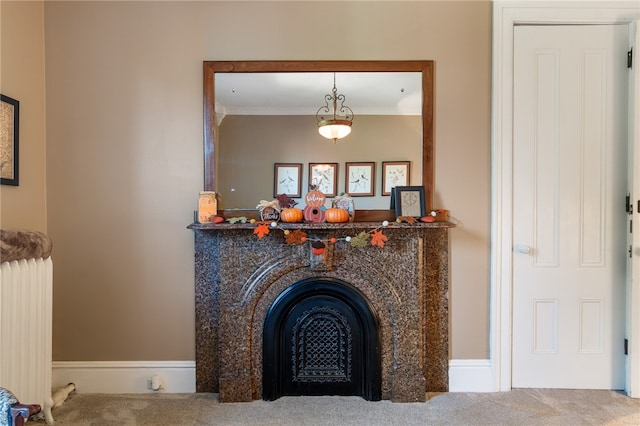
[285,229,307,245]
[370,229,388,248]
[253,222,271,239]
[349,232,370,248]
[250,220,391,249]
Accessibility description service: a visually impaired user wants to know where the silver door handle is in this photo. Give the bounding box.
[515,244,532,254]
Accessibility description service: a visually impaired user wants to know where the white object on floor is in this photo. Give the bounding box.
[52,383,76,409]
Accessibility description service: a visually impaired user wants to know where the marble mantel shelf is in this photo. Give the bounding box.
[188,221,455,231]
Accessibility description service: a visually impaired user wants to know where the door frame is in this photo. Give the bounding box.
[492,1,640,393]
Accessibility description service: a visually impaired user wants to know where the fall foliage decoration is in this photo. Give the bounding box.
[246,220,393,253]
[285,229,308,245]
[276,194,298,209]
[228,216,251,224]
[370,229,388,248]
[213,198,452,254]
[396,216,418,224]
[349,232,370,248]
[420,209,450,222]
[253,222,271,239]
[212,211,452,256]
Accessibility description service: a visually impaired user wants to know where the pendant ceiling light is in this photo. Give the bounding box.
[316,73,354,143]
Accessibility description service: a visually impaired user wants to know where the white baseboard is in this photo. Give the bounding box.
[52,361,196,394]
[52,359,494,394]
[448,359,494,392]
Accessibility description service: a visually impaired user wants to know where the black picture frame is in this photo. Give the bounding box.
[274,163,302,198]
[393,186,426,218]
[0,94,19,186]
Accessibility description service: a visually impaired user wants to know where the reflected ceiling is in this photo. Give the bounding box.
[215,72,422,116]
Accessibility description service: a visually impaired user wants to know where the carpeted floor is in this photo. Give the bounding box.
[30,389,640,425]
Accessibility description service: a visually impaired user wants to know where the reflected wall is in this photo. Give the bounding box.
[218,114,421,209]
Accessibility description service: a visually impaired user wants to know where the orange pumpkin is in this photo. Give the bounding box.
[280,207,303,223]
[325,207,350,223]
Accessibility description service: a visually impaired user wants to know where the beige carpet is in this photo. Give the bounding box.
[28,389,640,426]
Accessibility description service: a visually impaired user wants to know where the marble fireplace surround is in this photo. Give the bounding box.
[190,221,453,403]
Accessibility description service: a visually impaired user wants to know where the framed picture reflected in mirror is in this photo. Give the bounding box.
[345,162,375,196]
[309,163,338,197]
[382,161,410,196]
[274,163,302,197]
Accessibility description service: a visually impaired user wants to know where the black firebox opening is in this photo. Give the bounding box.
[263,277,382,401]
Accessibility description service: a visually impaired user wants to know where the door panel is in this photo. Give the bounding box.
[513,25,628,389]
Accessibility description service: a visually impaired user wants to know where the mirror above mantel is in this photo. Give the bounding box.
[203,61,434,218]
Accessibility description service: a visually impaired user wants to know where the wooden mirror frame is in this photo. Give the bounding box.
[203,60,434,216]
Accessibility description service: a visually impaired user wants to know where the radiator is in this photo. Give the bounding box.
[0,257,54,424]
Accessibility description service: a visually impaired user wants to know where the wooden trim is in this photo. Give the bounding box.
[422,63,434,210]
[203,60,434,210]
[203,65,215,191]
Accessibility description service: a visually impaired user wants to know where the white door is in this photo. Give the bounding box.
[513,25,629,389]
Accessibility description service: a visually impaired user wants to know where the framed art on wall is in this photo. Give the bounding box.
[345,162,375,196]
[309,163,338,197]
[393,186,425,218]
[274,163,302,197]
[382,161,410,196]
[0,94,19,186]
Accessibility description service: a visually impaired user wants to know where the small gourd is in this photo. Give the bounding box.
[325,207,350,223]
[280,207,303,223]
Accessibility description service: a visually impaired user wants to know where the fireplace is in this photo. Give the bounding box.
[190,221,452,402]
[263,277,381,401]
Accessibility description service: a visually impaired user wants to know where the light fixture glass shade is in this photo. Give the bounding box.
[318,120,352,142]
[316,73,354,143]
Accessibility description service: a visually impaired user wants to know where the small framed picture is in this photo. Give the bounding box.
[382,161,410,196]
[1,94,19,186]
[394,186,426,218]
[309,163,338,197]
[345,162,375,196]
[274,163,302,198]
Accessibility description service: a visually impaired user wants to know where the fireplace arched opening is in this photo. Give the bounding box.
[263,277,382,401]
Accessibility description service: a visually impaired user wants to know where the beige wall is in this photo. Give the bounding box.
[218,115,422,210]
[42,1,492,361]
[0,1,47,232]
